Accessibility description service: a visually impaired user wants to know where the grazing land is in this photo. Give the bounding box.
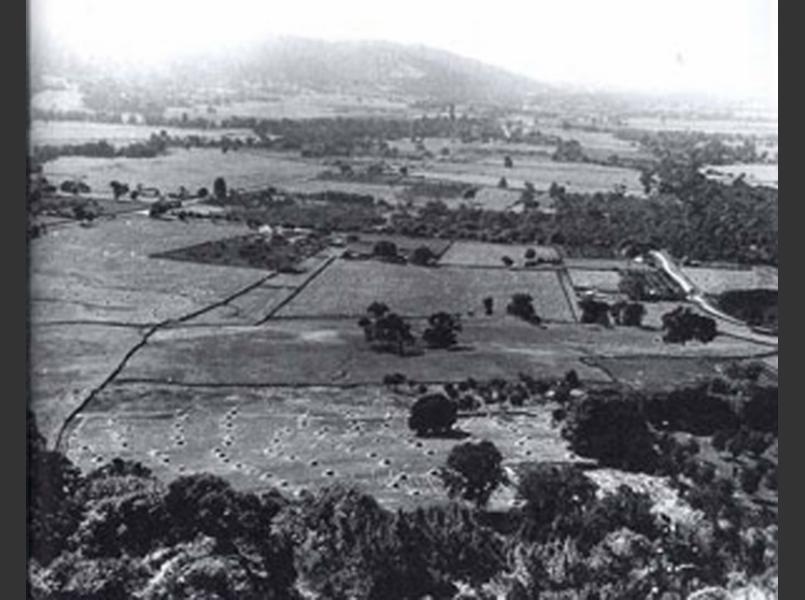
[41,148,324,195]
[274,259,577,320]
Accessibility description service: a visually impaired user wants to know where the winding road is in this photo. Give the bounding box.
[649,250,778,348]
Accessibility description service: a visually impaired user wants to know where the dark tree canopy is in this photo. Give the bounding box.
[422,312,462,349]
[579,297,612,326]
[440,440,506,508]
[506,293,542,324]
[409,245,437,266]
[661,306,717,344]
[560,390,658,472]
[213,176,227,199]
[408,393,457,437]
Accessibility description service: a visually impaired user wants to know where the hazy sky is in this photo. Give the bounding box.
[31,0,777,105]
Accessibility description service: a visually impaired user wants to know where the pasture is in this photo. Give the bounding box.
[623,116,778,136]
[274,259,577,320]
[411,155,644,195]
[439,241,560,267]
[702,163,778,188]
[41,148,324,195]
[682,265,779,294]
[64,383,574,509]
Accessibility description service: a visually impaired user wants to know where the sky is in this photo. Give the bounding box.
[30,0,777,106]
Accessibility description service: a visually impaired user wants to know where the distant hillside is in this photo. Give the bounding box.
[32,36,551,106]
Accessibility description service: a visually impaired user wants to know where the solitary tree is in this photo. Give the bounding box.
[524,248,537,260]
[408,393,457,437]
[498,177,508,189]
[503,155,514,168]
[109,181,129,201]
[410,246,437,267]
[422,312,462,349]
[213,177,227,199]
[501,255,514,268]
[440,440,507,509]
[482,297,494,316]
[373,240,399,261]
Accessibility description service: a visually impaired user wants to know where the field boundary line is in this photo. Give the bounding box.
[256,256,337,324]
[53,271,278,453]
[556,268,581,322]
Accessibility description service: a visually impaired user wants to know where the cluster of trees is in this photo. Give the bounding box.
[618,129,769,166]
[661,306,718,344]
[619,269,686,302]
[579,297,646,327]
[554,374,778,489]
[358,303,462,355]
[506,293,542,325]
[716,289,778,331]
[552,138,587,163]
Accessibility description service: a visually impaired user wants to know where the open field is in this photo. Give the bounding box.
[623,117,778,136]
[411,155,644,195]
[41,148,324,194]
[30,120,254,148]
[63,384,575,509]
[116,318,618,386]
[274,259,577,320]
[165,93,416,121]
[567,268,622,293]
[439,241,560,267]
[536,126,651,161]
[115,315,771,389]
[682,265,778,294]
[702,163,778,188]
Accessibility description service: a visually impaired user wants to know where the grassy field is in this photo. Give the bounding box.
[274,259,577,320]
[116,314,771,389]
[41,148,324,195]
[64,383,575,509]
[682,265,778,294]
[439,241,559,267]
[623,117,778,136]
[30,120,254,148]
[567,268,622,293]
[536,126,650,161]
[702,163,778,188]
[411,155,644,195]
[164,93,416,121]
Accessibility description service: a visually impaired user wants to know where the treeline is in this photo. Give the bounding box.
[32,135,169,163]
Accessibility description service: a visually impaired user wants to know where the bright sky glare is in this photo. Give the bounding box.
[30,0,777,105]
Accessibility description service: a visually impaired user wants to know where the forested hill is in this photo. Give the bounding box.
[32,36,550,106]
